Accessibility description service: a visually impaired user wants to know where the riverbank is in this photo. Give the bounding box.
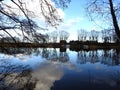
[0,42,120,49]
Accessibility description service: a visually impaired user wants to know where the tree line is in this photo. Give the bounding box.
[0,28,119,43]
[0,0,120,43]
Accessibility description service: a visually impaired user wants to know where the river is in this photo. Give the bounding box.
[0,48,120,90]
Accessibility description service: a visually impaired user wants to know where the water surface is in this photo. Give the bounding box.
[0,48,120,90]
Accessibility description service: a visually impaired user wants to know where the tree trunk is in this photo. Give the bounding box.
[109,0,120,40]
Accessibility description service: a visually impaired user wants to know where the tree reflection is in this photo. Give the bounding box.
[0,47,35,56]
[0,48,120,90]
[38,48,70,63]
[0,59,35,90]
[77,50,98,64]
[77,50,87,64]
[41,48,50,59]
[0,59,63,90]
[59,52,69,63]
[89,50,98,63]
[112,49,120,65]
[50,49,58,61]
[101,50,112,65]
[0,48,120,66]
[0,47,25,55]
[101,49,120,66]
[77,49,120,66]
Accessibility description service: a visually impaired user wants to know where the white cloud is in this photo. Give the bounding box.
[1,0,65,37]
[67,17,83,24]
[58,17,83,30]
[5,0,65,21]
[57,8,65,19]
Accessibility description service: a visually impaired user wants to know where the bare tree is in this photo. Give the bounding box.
[0,0,70,43]
[59,30,69,41]
[89,30,99,41]
[50,31,58,43]
[101,29,110,43]
[86,0,120,40]
[77,29,87,41]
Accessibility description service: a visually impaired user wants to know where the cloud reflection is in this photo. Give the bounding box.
[31,62,63,90]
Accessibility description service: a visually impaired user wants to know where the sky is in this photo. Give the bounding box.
[2,0,106,41]
[54,0,104,41]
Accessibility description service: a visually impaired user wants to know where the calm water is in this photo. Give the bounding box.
[0,48,120,90]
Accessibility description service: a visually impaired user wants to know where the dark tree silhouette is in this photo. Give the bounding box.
[109,0,120,40]
[86,0,120,41]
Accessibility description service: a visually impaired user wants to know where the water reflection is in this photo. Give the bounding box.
[0,48,120,90]
[31,62,63,90]
[0,59,32,90]
[0,59,63,90]
[1,48,120,66]
[39,48,70,63]
[76,49,120,66]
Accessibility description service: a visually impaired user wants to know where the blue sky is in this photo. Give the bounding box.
[57,0,103,40]
[64,0,86,19]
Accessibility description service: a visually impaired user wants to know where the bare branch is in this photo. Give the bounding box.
[0,0,70,43]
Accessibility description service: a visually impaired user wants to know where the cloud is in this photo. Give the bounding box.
[57,8,65,19]
[5,0,65,21]
[1,0,65,37]
[59,17,83,30]
[67,17,83,24]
